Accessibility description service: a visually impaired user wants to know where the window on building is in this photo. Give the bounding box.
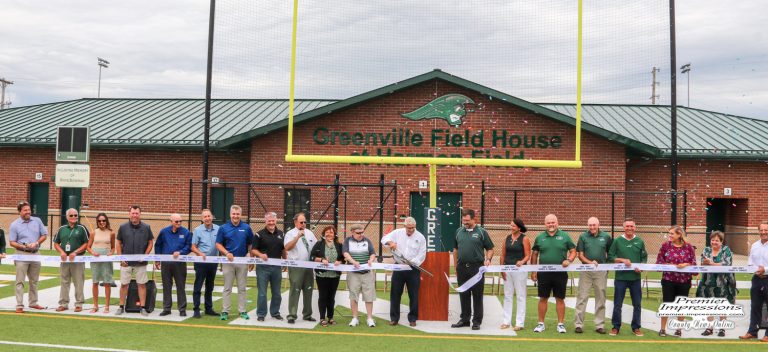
[284,188,310,232]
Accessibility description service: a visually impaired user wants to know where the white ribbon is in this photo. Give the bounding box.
[4,254,412,272]
[452,263,758,292]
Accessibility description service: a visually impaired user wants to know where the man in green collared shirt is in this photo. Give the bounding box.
[451,209,494,331]
[574,217,613,334]
[54,208,90,312]
[607,218,647,337]
[531,214,576,334]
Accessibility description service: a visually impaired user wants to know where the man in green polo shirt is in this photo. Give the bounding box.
[608,218,647,337]
[531,214,576,334]
[451,209,494,331]
[574,217,613,334]
[54,208,90,312]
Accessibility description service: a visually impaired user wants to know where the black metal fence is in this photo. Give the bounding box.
[188,174,398,260]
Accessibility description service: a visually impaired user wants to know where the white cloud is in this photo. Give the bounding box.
[0,0,766,120]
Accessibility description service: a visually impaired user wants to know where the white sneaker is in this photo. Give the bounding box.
[140,308,149,317]
[367,318,376,327]
[534,322,545,333]
[557,323,566,333]
[349,318,359,327]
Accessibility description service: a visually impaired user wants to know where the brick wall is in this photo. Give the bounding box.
[0,147,250,214]
[249,79,628,242]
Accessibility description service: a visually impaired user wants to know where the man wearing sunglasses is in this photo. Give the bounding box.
[53,208,90,313]
[9,201,48,313]
[284,212,317,324]
[154,213,192,316]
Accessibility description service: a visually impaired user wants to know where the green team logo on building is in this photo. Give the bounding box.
[401,94,475,127]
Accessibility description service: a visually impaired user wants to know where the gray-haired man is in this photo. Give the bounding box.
[381,216,426,326]
[284,212,317,324]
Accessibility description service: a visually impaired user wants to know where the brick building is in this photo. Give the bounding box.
[1,70,766,259]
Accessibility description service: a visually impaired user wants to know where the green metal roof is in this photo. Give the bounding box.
[0,98,337,148]
[1,70,766,159]
[542,104,768,159]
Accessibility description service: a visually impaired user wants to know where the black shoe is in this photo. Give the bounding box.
[257,316,265,322]
[272,315,283,320]
[451,321,470,328]
[179,311,187,317]
[717,329,725,337]
[159,311,171,317]
[575,327,583,334]
[205,310,219,316]
[304,317,317,322]
[472,324,481,330]
[193,311,201,319]
[288,318,296,324]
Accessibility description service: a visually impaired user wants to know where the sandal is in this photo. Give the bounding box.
[328,319,336,325]
[701,328,713,336]
[500,324,511,329]
[321,319,329,327]
[674,329,682,337]
[103,307,110,313]
[89,307,99,313]
[513,326,524,331]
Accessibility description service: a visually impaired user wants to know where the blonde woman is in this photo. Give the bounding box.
[86,213,116,313]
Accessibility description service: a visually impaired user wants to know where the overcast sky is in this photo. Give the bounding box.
[1,0,766,119]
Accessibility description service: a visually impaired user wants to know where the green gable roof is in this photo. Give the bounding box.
[1,70,766,159]
[0,98,337,148]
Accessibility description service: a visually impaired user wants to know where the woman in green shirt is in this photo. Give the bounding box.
[310,226,344,327]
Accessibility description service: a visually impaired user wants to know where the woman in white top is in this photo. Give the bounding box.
[86,213,115,313]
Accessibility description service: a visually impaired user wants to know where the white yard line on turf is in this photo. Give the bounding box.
[0,340,148,351]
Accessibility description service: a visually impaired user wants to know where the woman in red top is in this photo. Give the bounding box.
[656,225,697,337]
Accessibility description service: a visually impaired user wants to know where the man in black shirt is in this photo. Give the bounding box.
[251,212,286,321]
[115,205,154,316]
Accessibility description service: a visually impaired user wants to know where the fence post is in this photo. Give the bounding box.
[610,192,615,237]
[480,180,486,227]
[246,183,251,224]
[682,190,687,230]
[188,178,193,228]
[513,190,518,219]
[334,174,340,233]
[393,179,398,229]
[378,174,385,262]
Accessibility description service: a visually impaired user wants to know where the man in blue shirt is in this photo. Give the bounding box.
[215,205,253,321]
[9,201,48,313]
[190,209,220,318]
[154,213,192,316]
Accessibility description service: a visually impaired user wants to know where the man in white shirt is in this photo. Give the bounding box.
[283,212,317,324]
[381,217,426,327]
[740,221,768,341]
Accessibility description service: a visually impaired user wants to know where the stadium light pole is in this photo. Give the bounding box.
[97,57,109,98]
[681,63,691,107]
[202,0,215,210]
[669,0,679,226]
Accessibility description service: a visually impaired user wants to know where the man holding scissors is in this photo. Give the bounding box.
[381,217,427,327]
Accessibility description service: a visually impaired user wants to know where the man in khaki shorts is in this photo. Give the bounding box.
[115,205,154,316]
[343,224,377,327]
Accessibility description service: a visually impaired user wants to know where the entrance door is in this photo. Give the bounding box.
[29,183,50,225]
[705,198,726,244]
[410,192,462,252]
[60,188,82,226]
[211,186,235,225]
